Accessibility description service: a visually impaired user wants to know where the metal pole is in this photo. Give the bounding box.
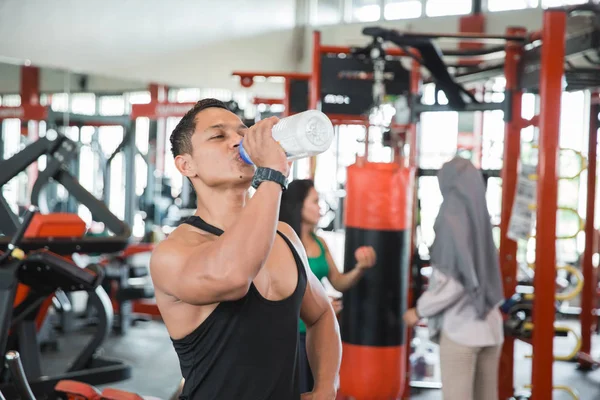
[402,57,422,400]
[579,100,598,369]
[124,123,136,228]
[531,10,566,400]
[309,30,322,179]
[498,26,527,400]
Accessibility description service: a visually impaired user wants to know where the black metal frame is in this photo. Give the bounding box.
[0,250,132,397]
[103,126,139,228]
[46,110,131,128]
[0,133,131,254]
[520,24,600,92]
[418,168,501,179]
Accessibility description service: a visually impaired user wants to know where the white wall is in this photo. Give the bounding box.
[297,8,544,72]
[0,8,545,97]
[0,62,149,95]
[102,29,302,97]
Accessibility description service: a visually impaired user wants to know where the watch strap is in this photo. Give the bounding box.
[252,167,288,191]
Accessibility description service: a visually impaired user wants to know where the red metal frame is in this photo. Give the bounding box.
[579,100,599,369]
[252,97,284,106]
[231,71,311,84]
[498,26,527,399]
[0,105,48,122]
[310,31,322,111]
[531,10,566,400]
[130,102,196,120]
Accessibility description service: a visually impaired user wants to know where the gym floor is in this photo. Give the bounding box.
[39,320,600,400]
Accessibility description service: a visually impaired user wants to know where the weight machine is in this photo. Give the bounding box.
[359,5,600,399]
[0,131,135,396]
[234,4,600,399]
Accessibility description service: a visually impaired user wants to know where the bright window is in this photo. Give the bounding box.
[542,0,588,8]
[419,85,459,169]
[51,93,69,112]
[99,96,126,116]
[1,95,21,107]
[164,117,184,197]
[426,0,471,16]
[71,93,96,115]
[385,0,422,19]
[487,0,539,12]
[311,0,343,25]
[127,91,151,105]
[350,0,381,22]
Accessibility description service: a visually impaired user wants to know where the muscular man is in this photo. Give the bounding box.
[150,99,341,400]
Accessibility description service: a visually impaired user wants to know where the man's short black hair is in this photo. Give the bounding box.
[170,98,229,158]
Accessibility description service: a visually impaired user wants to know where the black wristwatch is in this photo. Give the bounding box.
[252,167,288,191]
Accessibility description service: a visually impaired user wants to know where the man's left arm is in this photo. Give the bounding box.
[300,266,342,399]
[277,223,341,399]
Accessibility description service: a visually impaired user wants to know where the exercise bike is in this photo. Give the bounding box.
[0,207,132,398]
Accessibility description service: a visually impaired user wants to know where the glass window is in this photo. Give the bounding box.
[350,0,381,22]
[99,96,126,116]
[481,110,504,170]
[2,95,21,107]
[135,117,150,155]
[199,88,233,102]
[71,93,96,115]
[79,145,95,194]
[173,88,201,103]
[80,126,95,145]
[420,111,458,168]
[542,0,587,8]
[426,0,471,16]
[311,0,343,25]
[417,176,443,248]
[487,0,538,12]
[135,154,148,197]
[164,117,184,197]
[127,91,151,105]
[108,152,125,220]
[98,126,124,157]
[51,93,69,112]
[385,0,422,19]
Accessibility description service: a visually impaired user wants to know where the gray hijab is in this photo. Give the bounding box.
[430,157,504,319]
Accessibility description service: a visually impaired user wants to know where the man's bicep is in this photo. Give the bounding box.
[150,241,211,302]
[300,266,333,328]
[150,243,190,296]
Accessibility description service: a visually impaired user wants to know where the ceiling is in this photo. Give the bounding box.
[0,0,299,88]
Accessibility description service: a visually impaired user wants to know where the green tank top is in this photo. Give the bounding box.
[299,234,329,333]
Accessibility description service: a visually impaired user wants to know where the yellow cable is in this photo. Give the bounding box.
[523,384,579,399]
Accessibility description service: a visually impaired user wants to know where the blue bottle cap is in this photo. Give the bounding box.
[239,139,254,165]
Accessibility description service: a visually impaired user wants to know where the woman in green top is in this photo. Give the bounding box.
[279,179,376,394]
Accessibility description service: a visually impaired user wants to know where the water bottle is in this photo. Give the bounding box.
[239,110,334,165]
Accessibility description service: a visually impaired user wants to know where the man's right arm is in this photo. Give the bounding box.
[150,118,288,306]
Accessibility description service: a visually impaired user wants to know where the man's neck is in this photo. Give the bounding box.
[195,187,249,231]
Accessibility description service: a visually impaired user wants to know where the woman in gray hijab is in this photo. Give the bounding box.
[403,157,504,400]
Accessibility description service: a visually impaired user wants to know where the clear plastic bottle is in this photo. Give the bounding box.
[239,110,334,165]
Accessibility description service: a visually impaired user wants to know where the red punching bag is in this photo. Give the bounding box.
[339,162,415,400]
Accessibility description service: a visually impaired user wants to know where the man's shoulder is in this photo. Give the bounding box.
[150,225,210,269]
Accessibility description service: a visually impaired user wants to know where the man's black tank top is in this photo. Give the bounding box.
[172,216,307,400]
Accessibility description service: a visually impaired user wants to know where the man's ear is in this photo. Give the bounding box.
[174,154,197,178]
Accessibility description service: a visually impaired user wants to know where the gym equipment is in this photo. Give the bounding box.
[0,127,155,336]
[6,351,151,400]
[0,131,131,250]
[96,244,156,335]
[339,162,414,399]
[0,207,132,398]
